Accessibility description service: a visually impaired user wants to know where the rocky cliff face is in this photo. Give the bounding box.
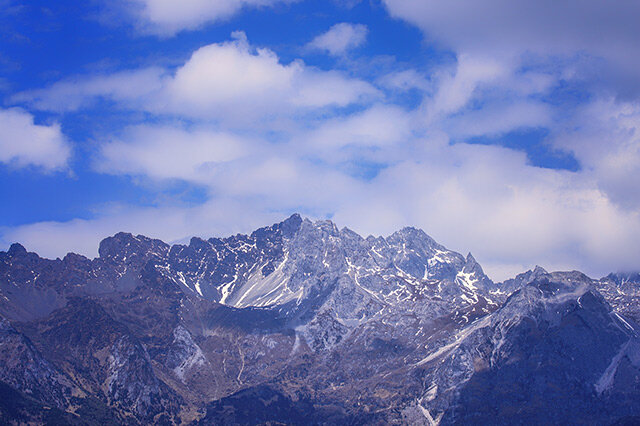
[0,214,639,424]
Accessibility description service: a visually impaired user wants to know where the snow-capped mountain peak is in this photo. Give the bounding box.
[151,215,497,318]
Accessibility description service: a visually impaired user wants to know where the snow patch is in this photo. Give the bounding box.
[614,312,636,333]
[416,316,491,366]
[418,394,443,426]
[456,271,478,292]
[171,327,207,382]
[595,341,630,394]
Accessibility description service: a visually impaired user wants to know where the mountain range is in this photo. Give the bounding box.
[1,214,639,425]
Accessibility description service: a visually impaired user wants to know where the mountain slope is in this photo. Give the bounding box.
[413,271,640,425]
[0,215,638,424]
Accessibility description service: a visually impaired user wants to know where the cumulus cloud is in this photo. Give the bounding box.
[93,105,416,193]
[13,68,166,112]
[551,99,640,210]
[96,124,251,182]
[379,0,640,215]
[444,101,551,139]
[163,32,376,119]
[307,23,368,56]
[16,32,377,124]
[0,108,70,171]
[382,0,640,97]
[380,1,640,213]
[383,0,640,57]
[377,69,431,92]
[127,0,296,36]
[426,55,510,119]
[304,104,415,150]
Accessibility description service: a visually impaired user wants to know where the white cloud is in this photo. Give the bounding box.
[163,33,376,119]
[382,0,640,97]
[97,124,251,182]
[128,0,296,36]
[93,105,416,191]
[0,108,70,171]
[16,33,377,124]
[382,0,640,58]
[444,101,551,139]
[13,68,166,112]
[378,69,431,92]
[425,54,512,120]
[380,3,640,217]
[307,23,368,56]
[415,53,556,142]
[551,99,640,210]
[303,104,415,151]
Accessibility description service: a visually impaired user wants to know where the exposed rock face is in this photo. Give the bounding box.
[0,214,638,424]
[0,316,73,410]
[414,271,640,425]
[597,272,640,324]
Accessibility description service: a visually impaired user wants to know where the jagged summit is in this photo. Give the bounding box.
[98,232,169,263]
[149,215,499,315]
[1,214,500,325]
[606,271,640,285]
[7,243,26,256]
[533,264,548,274]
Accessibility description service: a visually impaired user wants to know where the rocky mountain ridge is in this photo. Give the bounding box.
[1,214,639,424]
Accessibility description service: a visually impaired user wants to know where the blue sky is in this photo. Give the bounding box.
[1,0,640,280]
